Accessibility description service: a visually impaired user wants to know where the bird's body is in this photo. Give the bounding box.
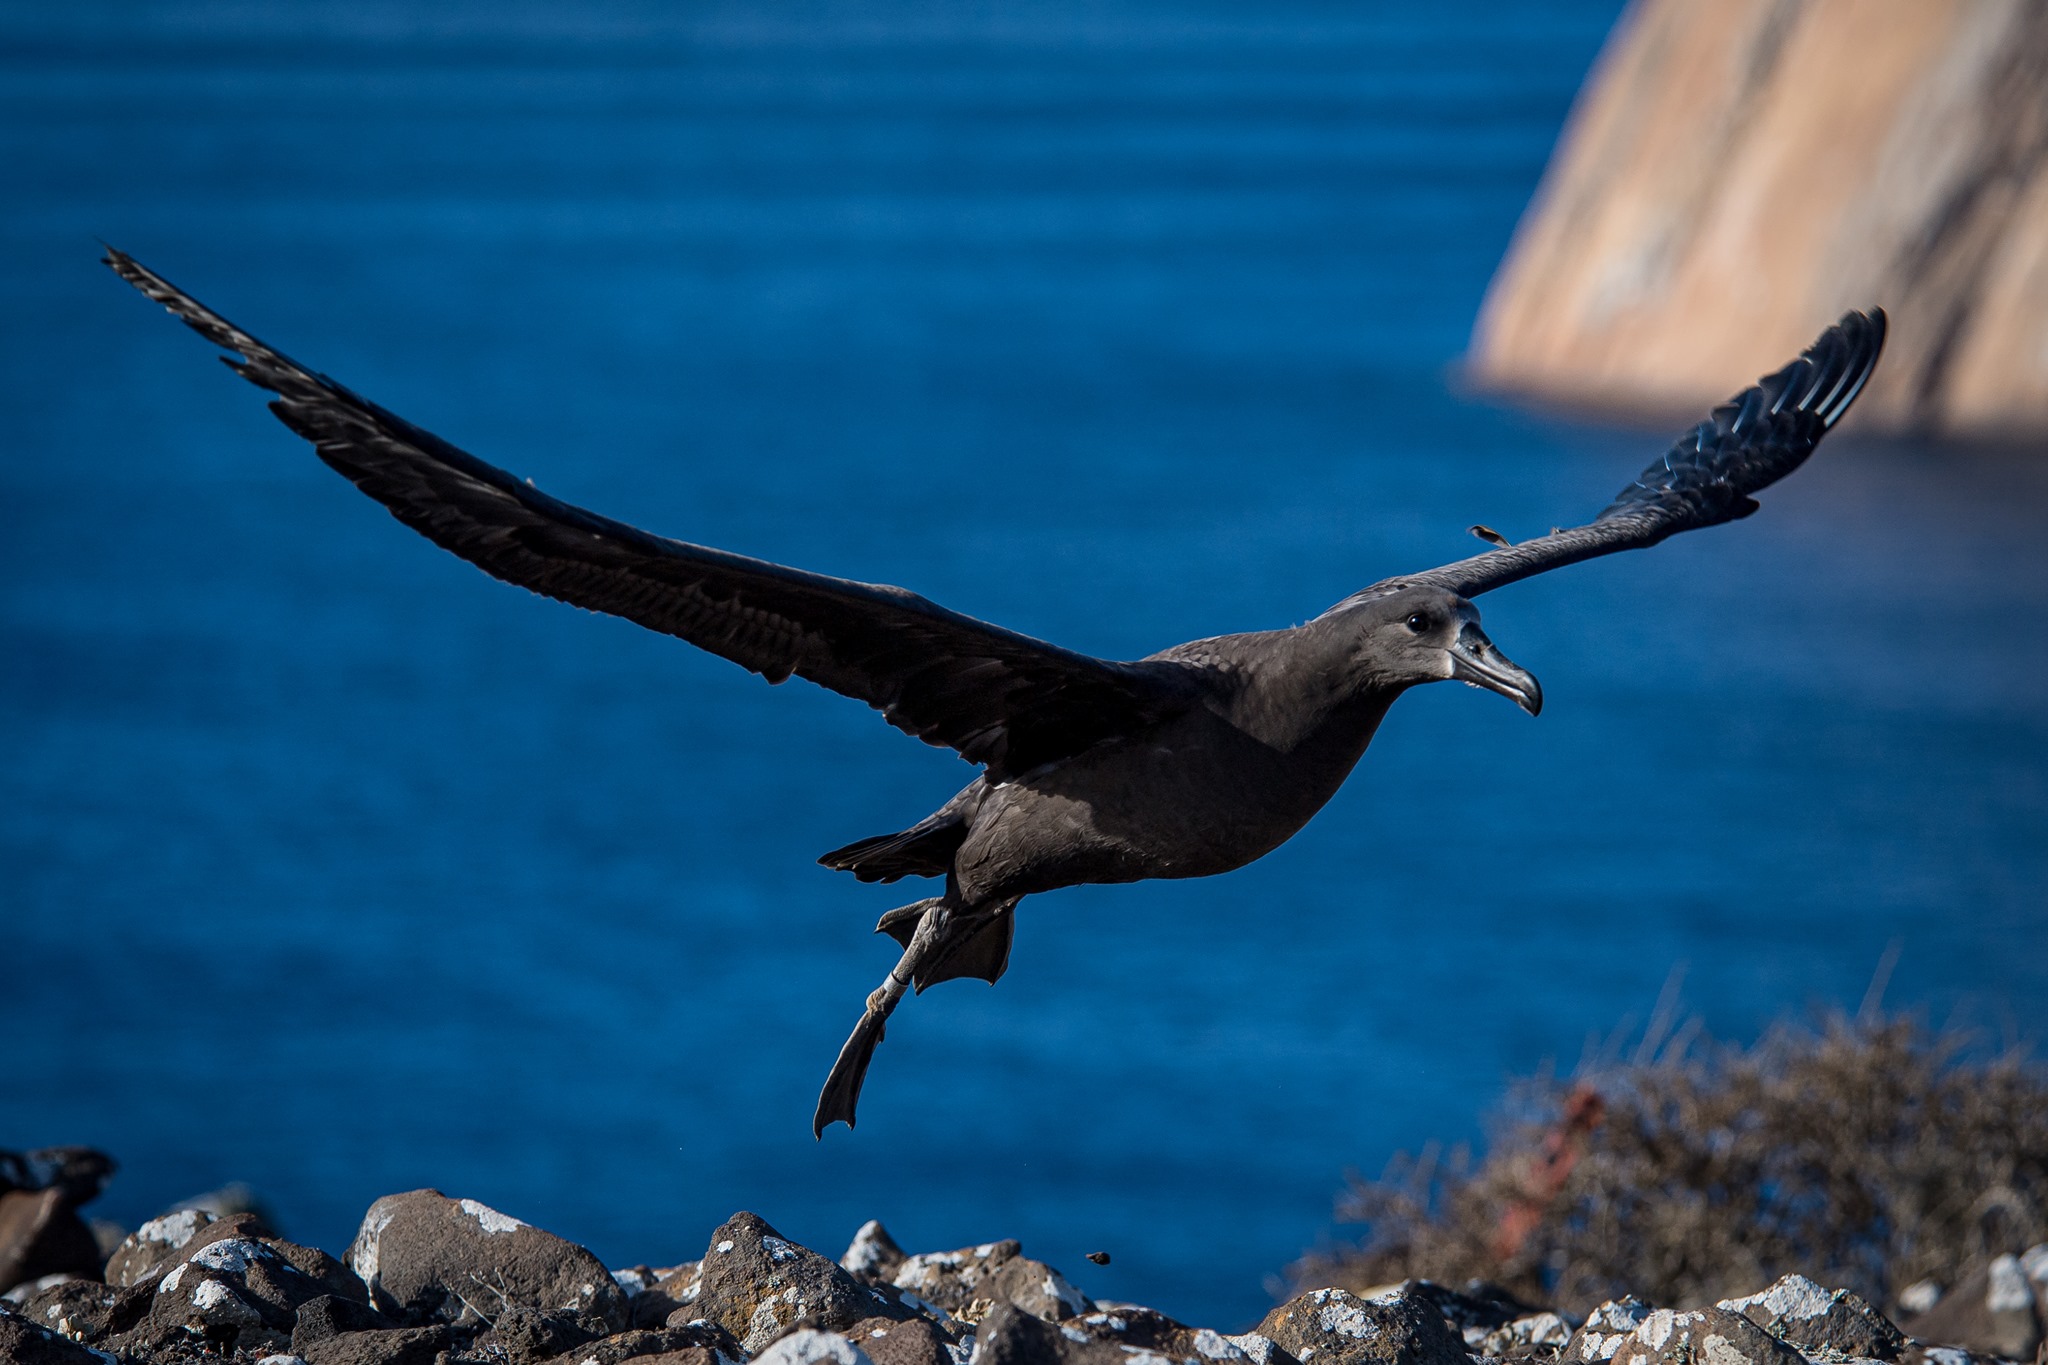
[850,618,1413,900]
[104,247,1885,1135]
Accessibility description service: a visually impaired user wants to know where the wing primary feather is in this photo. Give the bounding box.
[105,247,1203,778]
[1342,307,1887,605]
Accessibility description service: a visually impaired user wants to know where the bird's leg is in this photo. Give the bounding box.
[813,896,957,1137]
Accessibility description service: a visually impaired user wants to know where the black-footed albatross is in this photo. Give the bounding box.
[104,249,1885,1135]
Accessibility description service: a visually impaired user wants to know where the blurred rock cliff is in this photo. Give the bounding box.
[1470,0,2048,437]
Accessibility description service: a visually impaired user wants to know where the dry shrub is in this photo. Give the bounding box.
[1290,1008,2048,1316]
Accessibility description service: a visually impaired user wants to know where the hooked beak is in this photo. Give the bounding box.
[1449,623,1542,716]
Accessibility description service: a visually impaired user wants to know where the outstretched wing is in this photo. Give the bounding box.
[1356,308,1886,603]
[107,249,1198,779]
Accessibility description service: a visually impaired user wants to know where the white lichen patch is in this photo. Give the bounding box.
[1062,1326,1091,1344]
[1119,1351,1176,1365]
[1721,1274,1836,1323]
[716,1240,737,1255]
[1577,1331,1620,1360]
[1584,1299,1653,1334]
[1193,1328,1246,1360]
[751,1329,874,1365]
[1702,1334,1751,1365]
[190,1239,271,1275]
[137,1210,208,1249]
[1303,1290,1380,1340]
[762,1236,802,1265]
[456,1198,525,1235]
[186,1278,262,1327]
[1226,1329,1296,1362]
[158,1264,187,1297]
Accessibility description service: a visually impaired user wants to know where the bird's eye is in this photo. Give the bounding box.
[1405,612,1431,634]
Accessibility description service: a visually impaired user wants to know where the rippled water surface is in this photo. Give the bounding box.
[4,0,2046,1327]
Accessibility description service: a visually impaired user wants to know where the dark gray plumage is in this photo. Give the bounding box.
[103,248,1886,1135]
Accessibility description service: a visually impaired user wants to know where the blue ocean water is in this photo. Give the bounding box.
[3,0,2045,1329]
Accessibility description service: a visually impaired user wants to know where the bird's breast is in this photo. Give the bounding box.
[952,699,1391,901]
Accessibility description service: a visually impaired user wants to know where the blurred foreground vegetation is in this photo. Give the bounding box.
[1293,1006,2048,1315]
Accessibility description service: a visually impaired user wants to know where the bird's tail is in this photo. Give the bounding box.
[813,896,1014,1137]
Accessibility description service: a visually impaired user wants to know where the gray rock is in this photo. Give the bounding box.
[123,1230,335,1354]
[1561,1300,1655,1364]
[0,1148,116,1299]
[297,1324,451,1365]
[291,1292,398,1350]
[18,1278,121,1344]
[1254,1286,1470,1365]
[1567,1306,1804,1365]
[890,1240,1092,1323]
[846,1314,957,1365]
[626,1262,703,1328]
[691,1212,914,1353]
[345,1188,628,1332]
[844,1223,910,1285]
[1478,1313,1574,1358]
[966,1302,1119,1365]
[1058,1306,1288,1364]
[0,1308,118,1365]
[1902,1256,2042,1362]
[558,1319,748,1365]
[1718,1274,1906,1361]
[1389,1282,1529,1341]
[752,1328,877,1365]
[470,1303,601,1362]
[104,1208,216,1289]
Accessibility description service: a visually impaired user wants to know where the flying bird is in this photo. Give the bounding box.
[104,248,1885,1135]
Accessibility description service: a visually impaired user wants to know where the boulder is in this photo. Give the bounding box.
[1478,1313,1574,1358]
[1718,1274,1906,1360]
[891,1240,1091,1323]
[1058,1305,1288,1364]
[846,1314,957,1365]
[297,1324,451,1365]
[0,1149,117,1297]
[0,1306,120,1365]
[122,1229,337,1354]
[691,1212,915,1352]
[1392,1282,1530,1344]
[626,1261,703,1328]
[104,1209,215,1288]
[17,1278,122,1344]
[1255,1286,1470,1365]
[1566,1306,1804,1365]
[468,1303,600,1362]
[291,1293,399,1350]
[345,1188,628,1331]
[965,1302,1122,1365]
[753,1328,878,1365]
[1902,1256,2043,1361]
[556,1319,748,1365]
[1561,1299,1655,1364]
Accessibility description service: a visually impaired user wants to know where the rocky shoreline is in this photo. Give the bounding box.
[5,1179,2047,1365]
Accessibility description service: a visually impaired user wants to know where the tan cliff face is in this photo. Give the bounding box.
[1469,0,2048,437]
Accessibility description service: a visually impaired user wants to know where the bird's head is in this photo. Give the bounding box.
[1341,585,1542,715]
